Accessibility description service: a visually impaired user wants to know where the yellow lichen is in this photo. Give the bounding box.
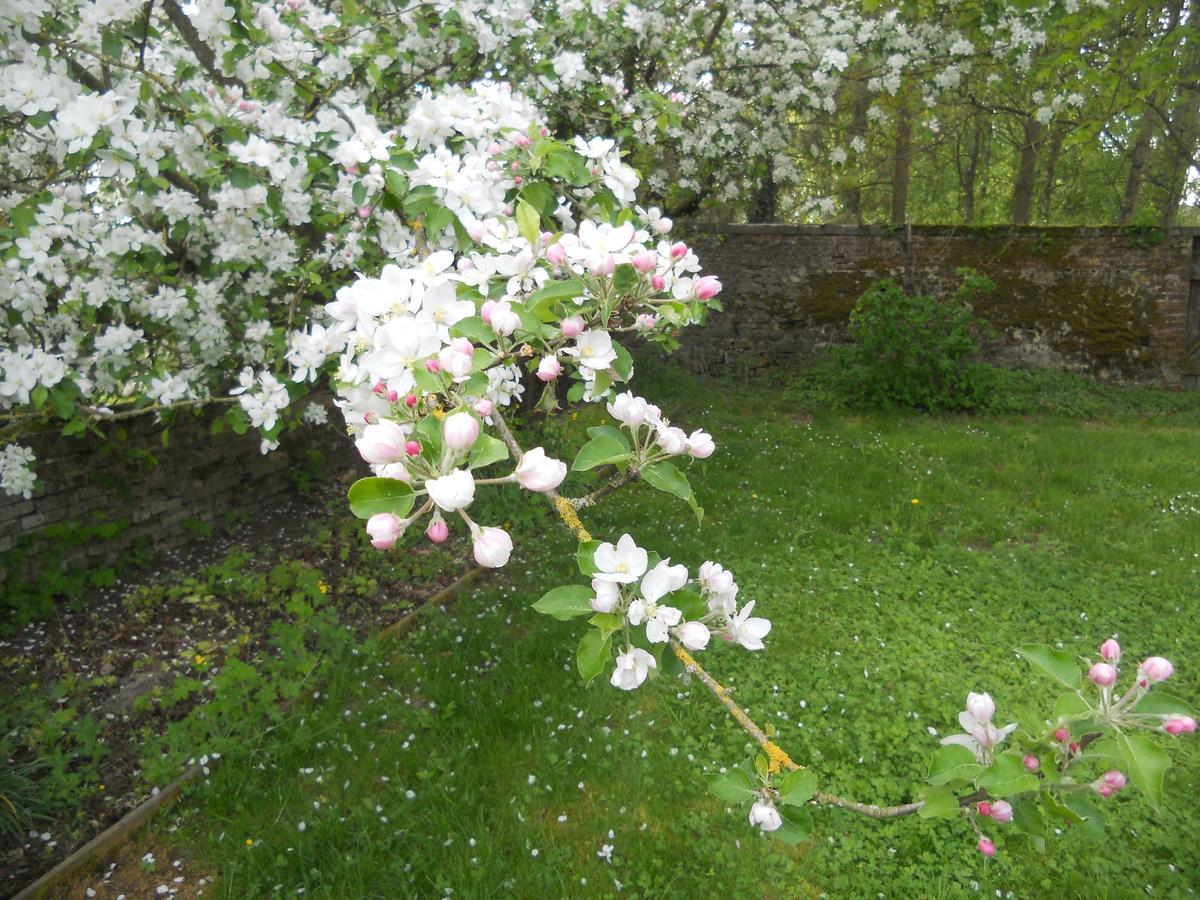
[554,495,592,542]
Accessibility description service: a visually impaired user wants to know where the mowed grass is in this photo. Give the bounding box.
[144,369,1200,899]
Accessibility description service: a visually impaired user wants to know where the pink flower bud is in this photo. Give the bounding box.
[405,394,417,408]
[366,513,402,550]
[473,527,513,568]
[480,300,497,324]
[561,315,585,338]
[405,440,420,457]
[1100,638,1121,662]
[545,243,568,266]
[539,127,549,137]
[386,390,398,403]
[426,518,449,543]
[634,313,657,332]
[670,241,688,259]
[1164,716,1197,735]
[473,398,494,417]
[514,134,532,149]
[1089,662,1117,687]
[1139,657,1173,684]
[536,356,562,382]
[977,838,996,858]
[977,801,991,817]
[373,381,386,395]
[468,221,489,242]
[425,358,440,373]
[1069,742,1079,754]
[1103,770,1126,790]
[513,175,523,186]
[451,337,473,356]
[1054,728,1069,742]
[1023,755,1040,771]
[651,274,665,291]
[694,275,722,300]
[345,165,357,176]
[238,99,256,112]
[990,801,1013,824]
[632,250,658,273]
[1097,783,1114,798]
[590,254,616,277]
[358,205,371,219]
[443,412,481,451]
[487,143,502,156]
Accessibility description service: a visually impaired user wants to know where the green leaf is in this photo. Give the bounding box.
[640,460,692,501]
[586,425,630,452]
[776,769,817,807]
[588,612,624,637]
[1062,796,1106,839]
[229,166,257,189]
[576,629,611,686]
[519,181,555,216]
[527,277,585,310]
[384,169,408,200]
[976,752,1039,798]
[542,149,591,185]
[1117,731,1170,809]
[771,807,813,844]
[917,786,960,820]
[576,540,602,576]
[1016,644,1082,689]
[516,198,541,246]
[425,204,456,237]
[611,340,634,380]
[1053,691,1091,722]
[1010,797,1047,837]
[467,434,508,470]
[351,181,367,207]
[572,434,629,471]
[927,744,983,786]
[532,585,595,620]
[449,316,496,344]
[672,587,706,621]
[347,477,415,520]
[1132,692,1192,717]
[707,767,756,803]
[101,29,124,61]
[412,366,443,394]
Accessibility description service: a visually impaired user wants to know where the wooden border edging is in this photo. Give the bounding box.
[13,764,203,900]
[12,564,488,897]
[378,566,486,642]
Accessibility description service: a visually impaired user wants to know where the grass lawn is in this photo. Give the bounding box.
[118,368,1199,898]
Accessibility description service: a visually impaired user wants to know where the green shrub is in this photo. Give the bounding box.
[843,270,995,410]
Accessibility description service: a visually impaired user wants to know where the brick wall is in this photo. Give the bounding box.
[675,224,1200,384]
[0,405,358,567]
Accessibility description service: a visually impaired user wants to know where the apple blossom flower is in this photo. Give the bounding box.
[515,447,567,493]
[356,419,411,465]
[729,600,771,650]
[593,533,648,584]
[472,527,513,567]
[940,693,1017,763]
[474,398,494,417]
[425,469,476,511]
[677,621,710,651]
[566,330,617,373]
[748,801,782,832]
[693,275,722,300]
[561,315,585,338]
[611,646,655,690]
[489,300,522,336]
[1138,657,1173,684]
[607,392,648,427]
[1100,638,1121,662]
[632,250,657,273]
[443,412,481,451]
[655,425,688,456]
[366,513,403,549]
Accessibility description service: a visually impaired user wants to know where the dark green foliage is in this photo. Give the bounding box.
[843,271,996,410]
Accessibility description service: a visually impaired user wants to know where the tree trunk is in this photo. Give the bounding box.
[1159,3,1200,226]
[1011,115,1042,224]
[1118,112,1155,225]
[1038,126,1064,222]
[960,122,983,223]
[890,87,913,225]
[746,159,778,223]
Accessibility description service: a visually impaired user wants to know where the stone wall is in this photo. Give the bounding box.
[675,224,1200,385]
[0,405,358,567]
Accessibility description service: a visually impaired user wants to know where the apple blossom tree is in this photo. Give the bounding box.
[0,0,1194,860]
